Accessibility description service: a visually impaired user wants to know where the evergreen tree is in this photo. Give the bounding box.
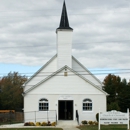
[118,80,130,112]
[103,74,130,111]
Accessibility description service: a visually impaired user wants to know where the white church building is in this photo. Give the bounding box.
[22,1,108,124]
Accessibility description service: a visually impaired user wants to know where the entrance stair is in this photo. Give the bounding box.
[56,120,79,128]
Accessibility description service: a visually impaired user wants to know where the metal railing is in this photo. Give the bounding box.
[24,110,57,123]
[0,110,57,125]
[76,110,79,125]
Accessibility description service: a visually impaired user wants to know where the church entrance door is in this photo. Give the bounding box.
[58,100,73,120]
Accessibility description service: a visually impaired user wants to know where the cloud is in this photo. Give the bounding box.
[0,0,130,81]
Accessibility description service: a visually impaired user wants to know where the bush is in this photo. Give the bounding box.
[41,122,47,126]
[96,113,99,122]
[51,122,56,126]
[29,122,35,126]
[88,121,93,125]
[36,122,41,126]
[107,102,120,111]
[47,121,51,126]
[81,120,87,125]
[24,122,30,126]
[24,121,56,126]
[94,121,98,125]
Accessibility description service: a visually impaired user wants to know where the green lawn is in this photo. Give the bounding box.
[0,128,63,130]
[78,125,129,130]
[0,125,129,130]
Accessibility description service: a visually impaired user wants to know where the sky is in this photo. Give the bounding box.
[0,0,130,82]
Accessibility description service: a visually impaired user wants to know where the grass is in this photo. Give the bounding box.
[0,128,63,130]
[0,124,129,130]
[78,124,129,130]
[0,126,128,130]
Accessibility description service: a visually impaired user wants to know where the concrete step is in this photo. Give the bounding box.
[56,120,78,128]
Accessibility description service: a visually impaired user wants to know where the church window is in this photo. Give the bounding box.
[39,98,49,111]
[83,98,92,111]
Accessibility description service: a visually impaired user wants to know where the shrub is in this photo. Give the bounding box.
[96,113,99,122]
[107,102,120,111]
[41,122,47,126]
[36,122,41,126]
[88,121,93,125]
[47,121,51,126]
[29,122,35,126]
[81,120,87,125]
[94,121,98,125]
[51,122,56,126]
[24,122,30,126]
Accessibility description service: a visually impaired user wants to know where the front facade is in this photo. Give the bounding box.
[22,1,108,124]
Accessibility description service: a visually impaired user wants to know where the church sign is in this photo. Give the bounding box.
[98,109,129,130]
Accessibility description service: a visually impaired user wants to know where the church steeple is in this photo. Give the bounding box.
[56,0,73,69]
[57,0,73,30]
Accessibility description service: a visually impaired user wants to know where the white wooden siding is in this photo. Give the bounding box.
[57,30,73,69]
[27,69,103,95]
[24,57,57,92]
[72,57,102,88]
[24,94,106,122]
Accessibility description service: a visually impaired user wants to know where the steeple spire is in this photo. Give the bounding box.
[57,0,73,30]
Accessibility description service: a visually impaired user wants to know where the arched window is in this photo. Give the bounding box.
[83,98,92,111]
[39,98,49,111]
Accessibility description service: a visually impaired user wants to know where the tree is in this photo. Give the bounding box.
[103,74,130,111]
[122,78,127,86]
[103,74,121,105]
[103,74,121,111]
[118,81,130,112]
[0,72,27,110]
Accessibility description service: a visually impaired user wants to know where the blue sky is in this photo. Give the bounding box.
[0,63,41,78]
[0,63,129,82]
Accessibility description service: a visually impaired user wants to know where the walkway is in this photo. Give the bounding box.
[61,126,79,130]
[0,123,80,130]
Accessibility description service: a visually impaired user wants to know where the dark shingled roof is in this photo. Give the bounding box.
[57,0,73,30]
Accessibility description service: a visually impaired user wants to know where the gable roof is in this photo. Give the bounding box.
[23,65,108,96]
[72,56,103,86]
[22,54,57,87]
[22,54,103,89]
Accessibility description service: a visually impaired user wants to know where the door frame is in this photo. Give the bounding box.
[58,100,73,120]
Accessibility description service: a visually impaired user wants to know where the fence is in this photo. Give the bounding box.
[0,111,24,125]
[0,110,57,125]
[24,110,57,123]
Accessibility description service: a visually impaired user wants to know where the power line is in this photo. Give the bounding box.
[0,11,130,19]
[0,68,130,75]
[0,71,130,77]
[0,7,130,13]
[0,6,129,12]
[0,6,129,13]
[0,45,49,49]
[0,69,130,74]
[0,40,129,49]
[1,71,129,87]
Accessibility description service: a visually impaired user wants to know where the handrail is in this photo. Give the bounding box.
[76,110,79,125]
[56,110,57,125]
[24,110,56,123]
